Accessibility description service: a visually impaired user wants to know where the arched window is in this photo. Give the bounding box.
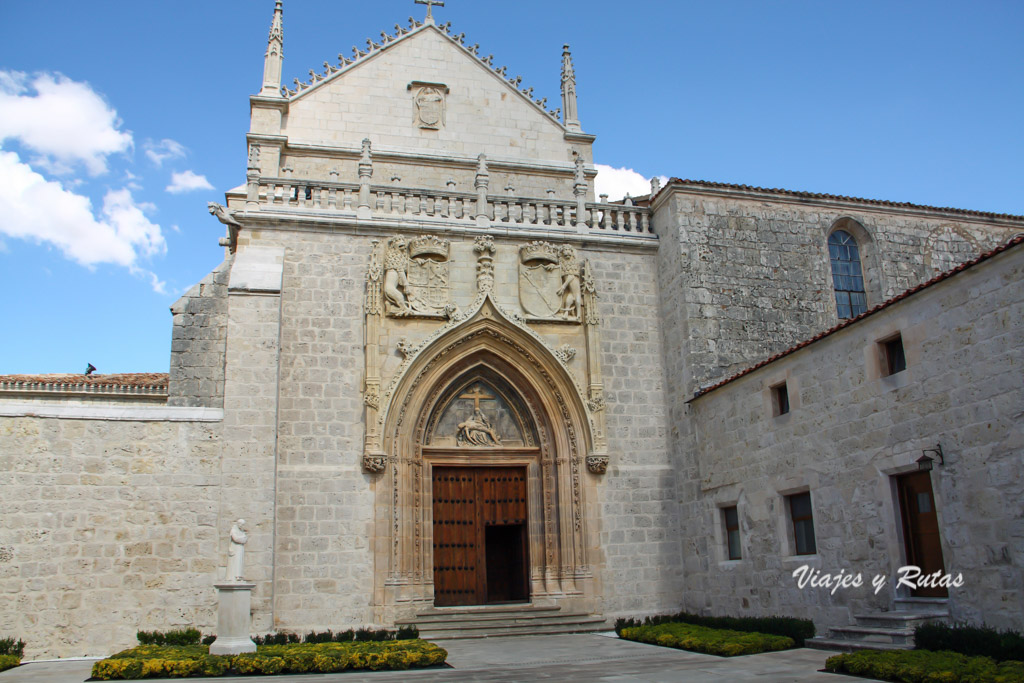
[828,230,867,319]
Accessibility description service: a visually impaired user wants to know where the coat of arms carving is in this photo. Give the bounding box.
[408,81,449,130]
[382,235,452,317]
[518,242,583,322]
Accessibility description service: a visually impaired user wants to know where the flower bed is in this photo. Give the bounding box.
[619,622,795,657]
[91,640,448,680]
[824,649,1024,683]
[614,612,814,646]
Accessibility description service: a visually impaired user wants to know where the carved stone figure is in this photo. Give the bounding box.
[209,202,243,254]
[383,235,451,317]
[456,408,502,447]
[226,519,248,581]
[557,245,582,320]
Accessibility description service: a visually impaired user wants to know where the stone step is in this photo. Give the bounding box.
[417,614,605,632]
[828,625,915,646]
[398,605,562,624]
[806,637,911,653]
[893,597,950,613]
[853,611,949,629]
[404,612,592,627]
[418,618,609,640]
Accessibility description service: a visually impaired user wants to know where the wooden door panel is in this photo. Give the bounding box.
[898,471,947,598]
[433,466,528,606]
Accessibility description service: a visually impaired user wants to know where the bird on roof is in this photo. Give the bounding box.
[85,364,96,376]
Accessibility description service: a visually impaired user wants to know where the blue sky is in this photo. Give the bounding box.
[1,1,1022,374]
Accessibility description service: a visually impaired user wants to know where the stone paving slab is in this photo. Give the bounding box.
[0,634,861,682]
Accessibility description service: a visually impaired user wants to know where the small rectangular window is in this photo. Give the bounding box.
[882,335,906,376]
[771,382,790,416]
[723,506,741,560]
[788,492,816,555]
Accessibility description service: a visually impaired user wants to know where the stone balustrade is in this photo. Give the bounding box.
[251,177,653,235]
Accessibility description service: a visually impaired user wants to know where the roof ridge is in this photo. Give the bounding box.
[664,178,1024,222]
[0,372,169,390]
[690,233,1024,400]
[283,19,566,125]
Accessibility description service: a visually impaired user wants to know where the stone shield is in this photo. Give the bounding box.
[519,262,562,318]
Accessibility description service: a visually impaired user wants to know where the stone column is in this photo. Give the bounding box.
[358,138,373,219]
[573,155,588,230]
[475,153,490,227]
[246,144,261,211]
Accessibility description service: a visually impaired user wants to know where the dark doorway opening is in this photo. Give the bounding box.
[485,524,528,603]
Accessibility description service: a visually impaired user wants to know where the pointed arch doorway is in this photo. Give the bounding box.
[371,298,602,620]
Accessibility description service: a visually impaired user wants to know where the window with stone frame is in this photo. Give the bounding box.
[880,333,907,376]
[723,506,741,560]
[828,230,868,319]
[787,492,817,555]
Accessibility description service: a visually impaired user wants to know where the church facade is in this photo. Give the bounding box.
[1,2,1022,659]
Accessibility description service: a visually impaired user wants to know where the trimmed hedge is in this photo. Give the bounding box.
[0,655,20,673]
[90,640,447,680]
[136,629,202,647]
[916,623,1024,663]
[615,611,815,647]
[620,622,795,657]
[825,649,1024,683]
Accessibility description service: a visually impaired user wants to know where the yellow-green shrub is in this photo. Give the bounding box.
[90,639,447,679]
[825,649,1024,683]
[0,654,22,673]
[620,622,795,656]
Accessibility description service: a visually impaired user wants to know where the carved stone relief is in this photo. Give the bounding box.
[408,81,449,130]
[362,454,387,474]
[586,455,609,474]
[382,235,452,318]
[554,345,577,363]
[518,242,583,322]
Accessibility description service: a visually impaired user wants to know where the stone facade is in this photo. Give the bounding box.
[684,242,1024,630]
[0,1,1022,660]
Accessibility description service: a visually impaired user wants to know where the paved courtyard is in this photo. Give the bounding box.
[0,633,861,682]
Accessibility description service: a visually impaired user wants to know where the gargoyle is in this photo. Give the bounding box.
[208,202,243,253]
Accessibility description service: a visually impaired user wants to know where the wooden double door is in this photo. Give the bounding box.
[432,466,529,607]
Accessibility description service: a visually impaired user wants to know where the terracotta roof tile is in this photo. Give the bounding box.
[661,178,1024,222]
[690,234,1024,401]
[0,373,168,390]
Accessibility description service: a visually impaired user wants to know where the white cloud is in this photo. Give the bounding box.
[0,71,132,176]
[0,149,166,280]
[145,139,187,167]
[166,170,213,194]
[594,164,668,202]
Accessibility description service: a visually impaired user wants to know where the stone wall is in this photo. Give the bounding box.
[168,258,231,408]
[683,242,1024,632]
[582,248,683,617]
[0,413,222,659]
[653,186,1023,398]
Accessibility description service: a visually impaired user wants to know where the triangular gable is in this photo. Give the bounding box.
[280,22,575,163]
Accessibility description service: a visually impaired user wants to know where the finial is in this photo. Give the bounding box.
[561,43,581,131]
[415,0,445,24]
[260,0,286,97]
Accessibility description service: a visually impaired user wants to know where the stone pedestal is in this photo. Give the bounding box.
[208,582,257,655]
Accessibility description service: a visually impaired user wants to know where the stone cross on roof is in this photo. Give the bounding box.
[415,0,445,22]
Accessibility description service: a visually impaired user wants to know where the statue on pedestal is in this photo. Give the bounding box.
[226,519,248,582]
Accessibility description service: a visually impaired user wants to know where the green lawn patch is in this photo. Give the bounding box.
[90,640,448,680]
[619,622,795,657]
[825,649,1024,683]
